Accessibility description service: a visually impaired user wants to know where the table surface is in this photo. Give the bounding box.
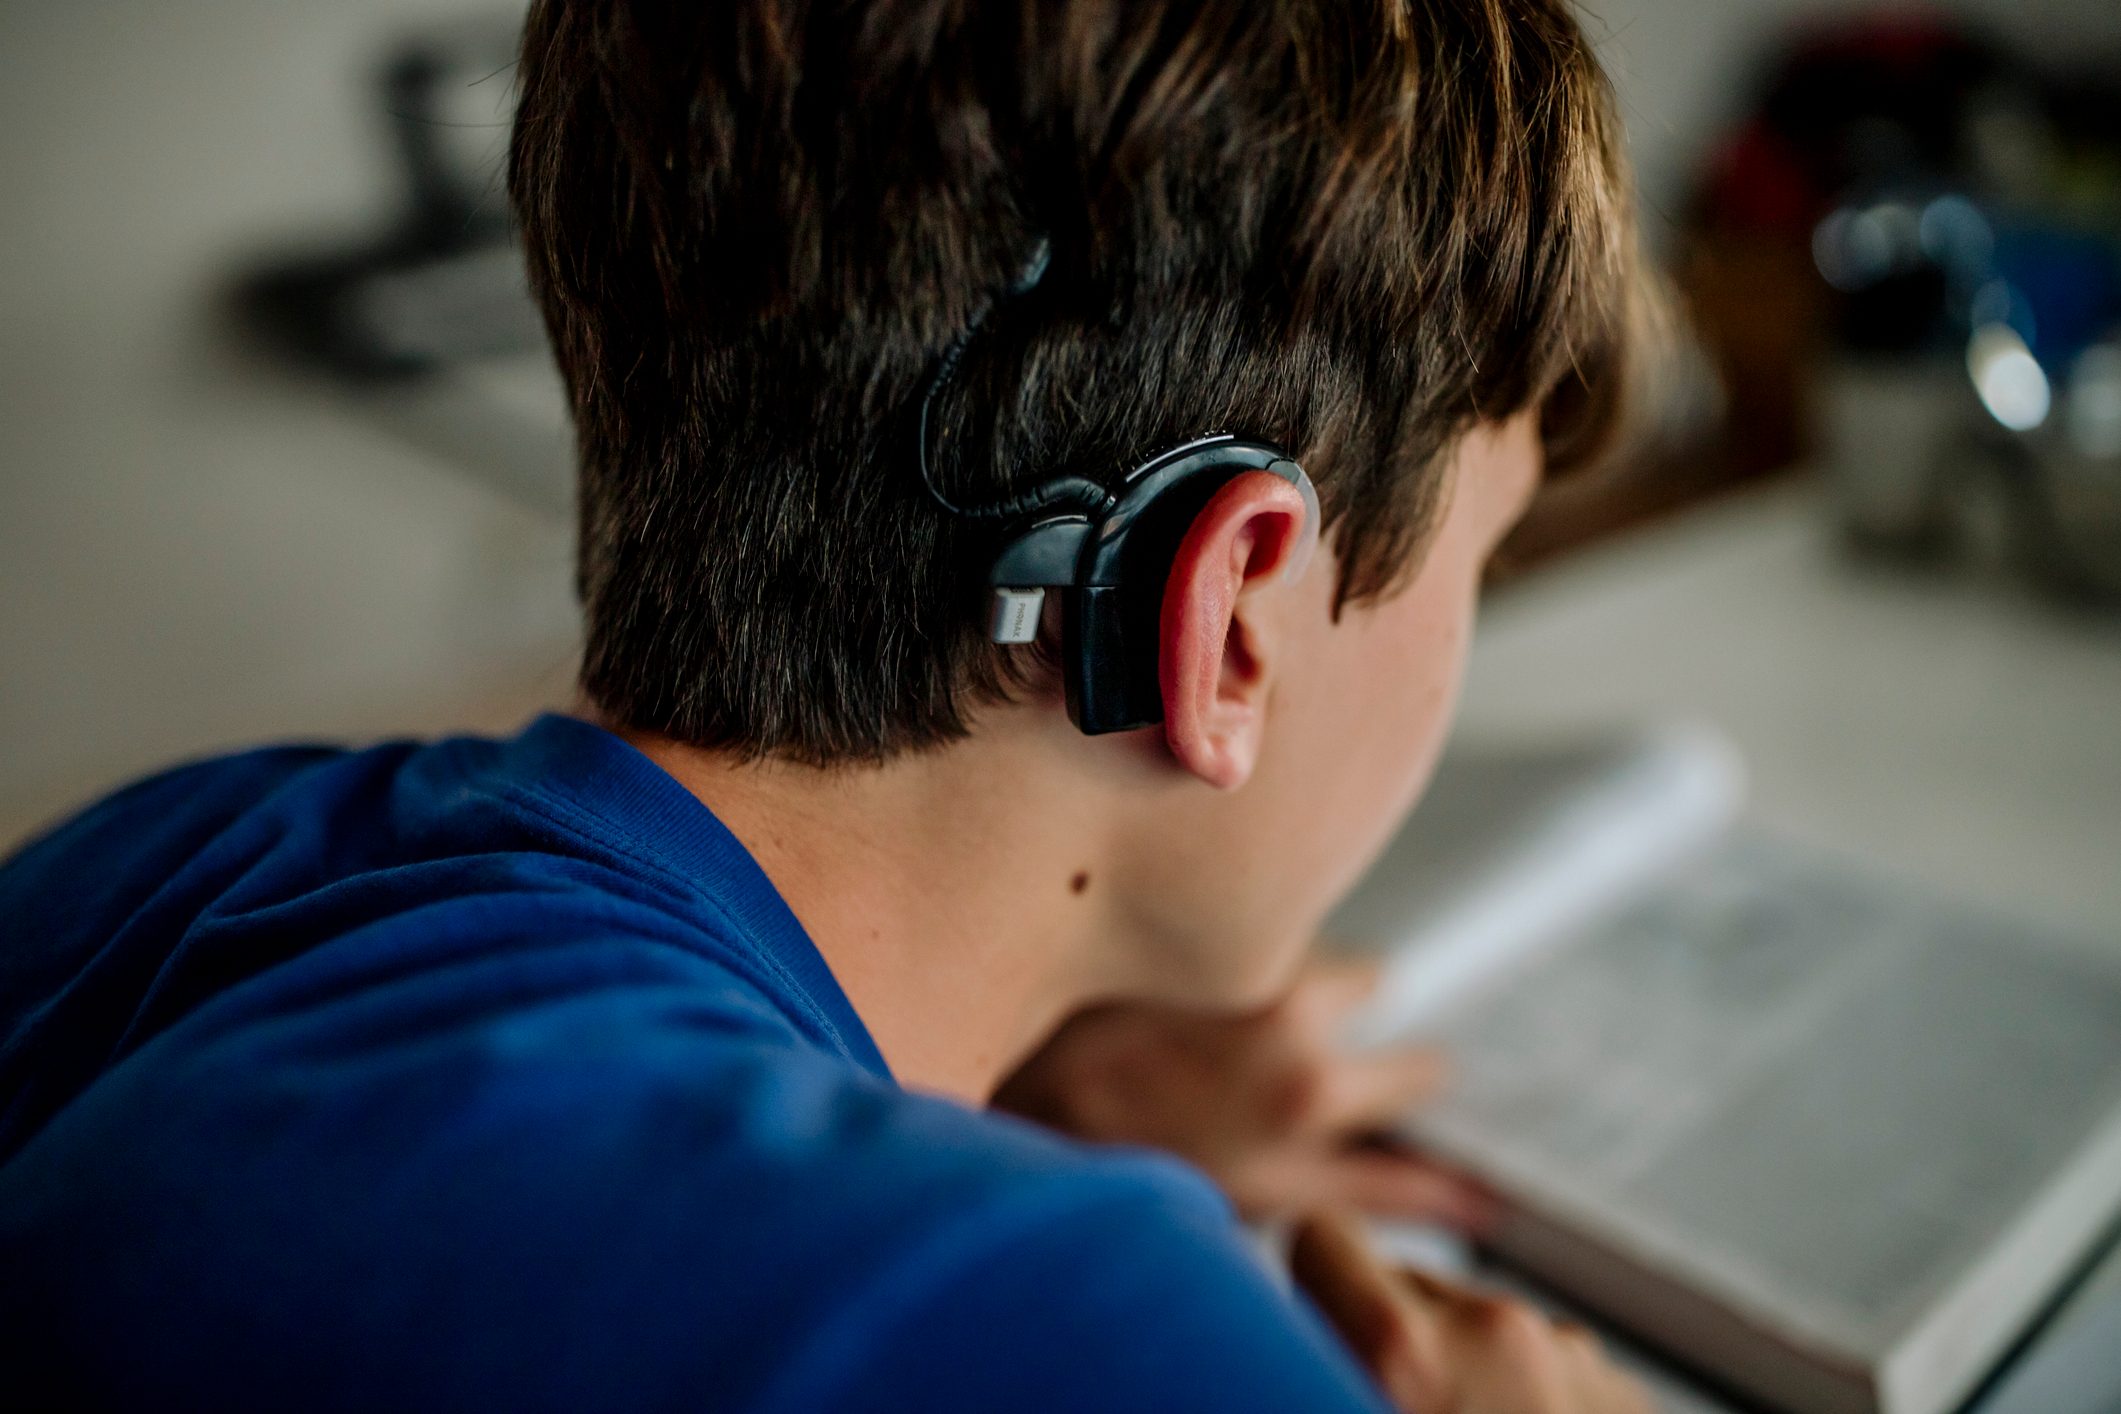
[1448,481,2121,1411]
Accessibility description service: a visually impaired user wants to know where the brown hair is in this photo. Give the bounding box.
[511,0,1644,763]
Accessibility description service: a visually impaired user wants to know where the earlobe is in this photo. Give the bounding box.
[1158,472,1314,791]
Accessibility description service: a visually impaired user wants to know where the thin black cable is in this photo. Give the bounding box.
[913,236,1118,523]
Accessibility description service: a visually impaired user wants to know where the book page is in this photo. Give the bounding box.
[1403,835,2121,1362]
[1333,724,1744,1042]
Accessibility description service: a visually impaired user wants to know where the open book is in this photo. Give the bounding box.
[1330,727,2121,1414]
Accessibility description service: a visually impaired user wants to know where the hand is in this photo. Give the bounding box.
[1292,1210,1652,1414]
[991,962,1492,1226]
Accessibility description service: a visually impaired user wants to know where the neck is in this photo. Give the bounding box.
[617,713,1134,1103]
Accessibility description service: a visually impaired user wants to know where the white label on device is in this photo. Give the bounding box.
[989,588,1045,644]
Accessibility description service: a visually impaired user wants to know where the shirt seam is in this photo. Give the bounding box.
[478,778,858,1066]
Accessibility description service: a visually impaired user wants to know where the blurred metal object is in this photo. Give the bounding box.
[1817,357,1961,552]
[1993,333,2121,601]
[1673,9,2121,611]
[227,16,572,516]
[1811,174,2121,604]
[378,23,520,254]
[1821,327,2121,605]
[236,17,539,381]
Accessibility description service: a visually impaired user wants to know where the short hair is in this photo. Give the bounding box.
[510,0,1645,763]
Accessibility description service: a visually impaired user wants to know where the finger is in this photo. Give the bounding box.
[1398,1263,1476,1308]
[1391,1269,1637,1414]
[1395,1266,1526,1328]
[1455,1293,1580,1413]
[1310,1150,1501,1232]
[1554,1318,1613,1407]
[1596,1358,1657,1414]
[1287,958,1387,1028]
[1543,1318,1654,1414]
[1220,1148,1489,1228]
[1312,1047,1451,1133]
[1288,1212,1441,1410]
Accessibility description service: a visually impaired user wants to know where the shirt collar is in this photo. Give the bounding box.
[496,713,892,1083]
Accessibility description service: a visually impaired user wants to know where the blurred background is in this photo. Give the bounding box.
[3,0,2120,875]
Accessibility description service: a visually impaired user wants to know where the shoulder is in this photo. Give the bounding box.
[750,1100,1389,1414]
[0,743,349,930]
[1,1003,1378,1412]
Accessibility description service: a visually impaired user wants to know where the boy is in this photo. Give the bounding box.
[0,1,1650,1408]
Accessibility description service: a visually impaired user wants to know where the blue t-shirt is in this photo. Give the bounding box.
[0,714,1385,1412]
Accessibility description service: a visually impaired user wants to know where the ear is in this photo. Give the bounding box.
[1158,470,1315,790]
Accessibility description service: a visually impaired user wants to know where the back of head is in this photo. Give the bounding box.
[510,0,1644,765]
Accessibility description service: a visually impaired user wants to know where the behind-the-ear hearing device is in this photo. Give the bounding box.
[914,237,1320,736]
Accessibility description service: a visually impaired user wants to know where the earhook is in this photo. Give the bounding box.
[1269,458,1322,587]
